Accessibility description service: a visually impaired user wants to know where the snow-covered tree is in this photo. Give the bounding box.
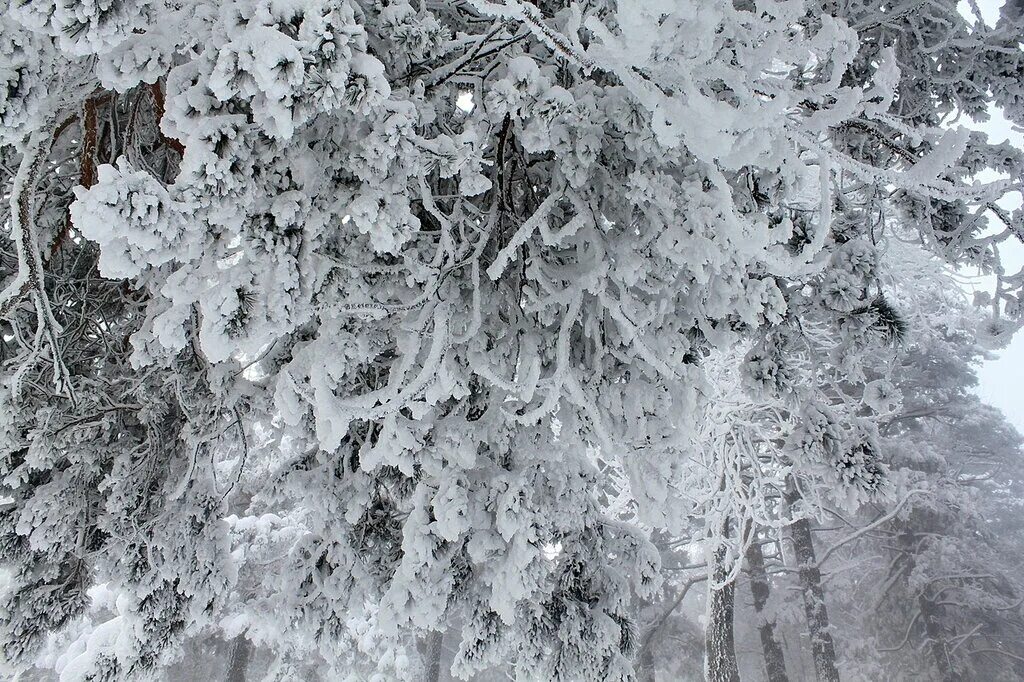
[1,1,1022,680]
[825,247,1024,681]
[630,240,1024,682]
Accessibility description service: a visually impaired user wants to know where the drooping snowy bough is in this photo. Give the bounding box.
[1,1,1022,679]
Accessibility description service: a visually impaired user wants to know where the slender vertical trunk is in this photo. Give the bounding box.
[746,538,789,682]
[225,636,251,682]
[918,593,962,682]
[785,488,840,682]
[705,541,740,682]
[422,630,444,682]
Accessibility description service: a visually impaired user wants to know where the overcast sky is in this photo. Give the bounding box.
[971,111,1024,432]
[955,1,1024,431]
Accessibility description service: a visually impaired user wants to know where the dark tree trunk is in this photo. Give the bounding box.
[225,636,251,682]
[422,630,444,682]
[785,489,840,682]
[705,542,740,682]
[919,593,963,682]
[746,538,790,682]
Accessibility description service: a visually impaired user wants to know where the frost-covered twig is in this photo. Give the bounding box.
[2,111,78,401]
[815,489,927,569]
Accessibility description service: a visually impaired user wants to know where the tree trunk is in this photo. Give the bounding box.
[919,593,963,682]
[705,542,740,682]
[746,538,790,682]
[422,630,444,682]
[785,490,840,682]
[225,635,251,682]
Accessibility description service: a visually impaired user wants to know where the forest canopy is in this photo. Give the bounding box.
[1,0,1024,680]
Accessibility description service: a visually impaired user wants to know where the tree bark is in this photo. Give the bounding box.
[919,593,963,682]
[225,635,251,682]
[422,630,444,682]
[785,489,840,682]
[746,538,790,682]
[705,542,740,682]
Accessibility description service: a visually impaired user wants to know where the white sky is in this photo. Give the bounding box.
[971,109,1024,432]
[950,0,1024,428]
[955,1,1024,431]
